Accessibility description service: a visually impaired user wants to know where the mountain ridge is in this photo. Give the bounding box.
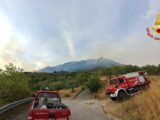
[38,58,122,73]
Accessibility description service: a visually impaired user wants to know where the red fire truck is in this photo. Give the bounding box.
[28,89,71,120]
[106,71,150,100]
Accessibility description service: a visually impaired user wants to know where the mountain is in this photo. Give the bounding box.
[39,58,122,73]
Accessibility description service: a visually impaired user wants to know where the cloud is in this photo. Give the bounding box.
[0,12,13,46]
[0,38,35,70]
[145,0,160,18]
[0,0,159,71]
[111,25,160,66]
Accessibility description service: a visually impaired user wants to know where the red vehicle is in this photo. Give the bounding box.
[106,71,150,100]
[28,89,71,120]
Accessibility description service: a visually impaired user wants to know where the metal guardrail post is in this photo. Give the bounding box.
[0,97,32,114]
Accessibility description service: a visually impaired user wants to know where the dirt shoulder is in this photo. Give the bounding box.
[59,87,82,99]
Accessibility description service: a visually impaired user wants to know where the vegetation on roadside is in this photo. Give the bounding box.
[122,76,160,120]
[27,64,160,92]
[86,76,101,92]
[103,76,160,120]
[0,64,31,106]
[59,87,81,98]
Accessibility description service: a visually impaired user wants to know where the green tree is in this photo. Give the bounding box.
[141,65,159,75]
[0,64,31,106]
[76,73,87,85]
[65,80,79,92]
[86,76,101,92]
[49,82,65,90]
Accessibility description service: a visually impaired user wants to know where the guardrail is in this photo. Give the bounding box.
[0,97,32,114]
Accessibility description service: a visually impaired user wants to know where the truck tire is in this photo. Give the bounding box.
[110,97,116,101]
[117,91,127,101]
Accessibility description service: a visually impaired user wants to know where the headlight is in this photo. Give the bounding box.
[28,116,32,120]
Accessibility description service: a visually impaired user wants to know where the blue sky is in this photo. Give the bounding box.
[0,0,160,71]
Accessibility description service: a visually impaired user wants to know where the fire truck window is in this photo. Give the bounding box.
[110,79,118,85]
[119,79,124,83]
[37,93,58,99]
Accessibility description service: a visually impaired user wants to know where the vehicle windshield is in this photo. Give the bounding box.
[110,79,118,85]
[37,93,58,99]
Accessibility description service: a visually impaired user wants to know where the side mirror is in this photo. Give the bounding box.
[32,94,36,97]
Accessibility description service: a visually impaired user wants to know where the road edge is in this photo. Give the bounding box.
[101,101,122,120]
[72,89,83,100]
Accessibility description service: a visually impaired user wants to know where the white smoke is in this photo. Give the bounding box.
[63,29,76,58]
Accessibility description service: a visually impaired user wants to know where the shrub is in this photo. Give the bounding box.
[86,76,101,92]
[64,93,70,97]
[52,82,65,90]
[81,85,86,91]
[0,64,31,106]
[65,80,79,92]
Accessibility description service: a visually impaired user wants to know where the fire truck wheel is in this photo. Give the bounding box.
[117,91,127,101]
[111,97,116,101]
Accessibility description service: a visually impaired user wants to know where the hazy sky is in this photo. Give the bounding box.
[0,0,160,71]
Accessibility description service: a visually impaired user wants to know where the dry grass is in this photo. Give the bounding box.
[94,80,108,100]
[94,90,107,100]
[103,76,160,120]
[59,87,82,98]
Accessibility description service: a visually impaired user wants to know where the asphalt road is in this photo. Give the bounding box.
[65,90,110,120]
[1,90,111,120]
